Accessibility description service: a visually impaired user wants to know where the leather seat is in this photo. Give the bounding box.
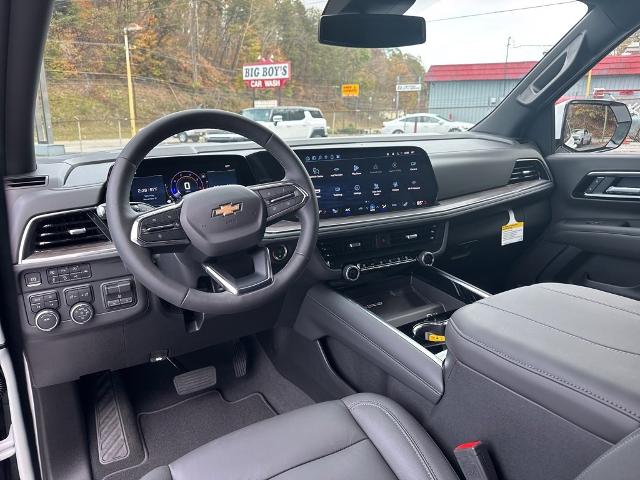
[141,393,459,480]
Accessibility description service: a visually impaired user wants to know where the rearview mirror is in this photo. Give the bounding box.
[561,100,632,152]
[272,115,283,125]
[318,14,426,48]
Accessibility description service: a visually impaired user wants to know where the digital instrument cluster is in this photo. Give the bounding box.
[130,156,243,206]
[297,147,438,219]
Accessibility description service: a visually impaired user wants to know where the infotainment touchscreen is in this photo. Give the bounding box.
[297,147,438,219]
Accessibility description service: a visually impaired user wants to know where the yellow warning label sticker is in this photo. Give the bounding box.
[501,221,524,246]
[427,333,446,343]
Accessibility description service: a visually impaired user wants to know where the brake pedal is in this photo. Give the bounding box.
[173,366,217,396]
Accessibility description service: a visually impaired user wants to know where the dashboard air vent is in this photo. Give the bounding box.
[6,176,47,188]
[29,210,108,254]
[509,159,548,184]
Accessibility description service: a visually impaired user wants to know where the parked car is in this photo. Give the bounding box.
[571,128,592,146]
[241,106,328,140]
[203,129,246,143]
[174,129,208,143]
[382,113,474,134]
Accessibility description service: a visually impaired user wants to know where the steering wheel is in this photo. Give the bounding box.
[106,109,319,314]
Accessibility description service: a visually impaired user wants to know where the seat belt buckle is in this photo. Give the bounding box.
[454,440,499,480]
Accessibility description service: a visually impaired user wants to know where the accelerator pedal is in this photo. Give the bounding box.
[173,366,217,396]
[94,373,130,464]
[233,340,248,378]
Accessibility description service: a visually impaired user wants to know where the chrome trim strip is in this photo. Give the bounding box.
[203,264,241,295]
[359,257,416,271]
[585,171,640,177]
[264,179,552,239]
[203,248,273,295]
[584,192,640,201]
[427,265,492,298]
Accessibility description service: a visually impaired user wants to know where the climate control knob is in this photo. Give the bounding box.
[70,302,95,324]
[342,264,361,282]
[35,309,60,332]
[417,251,435,267]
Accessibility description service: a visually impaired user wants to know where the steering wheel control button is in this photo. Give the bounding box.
[271,244,288,262]
[35,309,60,332]
[258,183,307,222]
[70,302,95,324]
[133,204,189,247]
[102,280,136,310]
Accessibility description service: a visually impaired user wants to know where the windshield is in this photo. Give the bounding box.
[36,0,587,156]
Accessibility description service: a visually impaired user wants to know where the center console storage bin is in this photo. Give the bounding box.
[447,282,640,444]
[340,275,465,327]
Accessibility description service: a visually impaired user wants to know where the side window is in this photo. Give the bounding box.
[555,30,640,153]
[288,109,305,121]
[309,110,324,119]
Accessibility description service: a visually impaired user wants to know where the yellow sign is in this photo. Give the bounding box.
[341,84,360,97]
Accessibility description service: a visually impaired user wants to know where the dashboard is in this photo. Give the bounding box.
[10,135,553,388]
[129,146,439,220]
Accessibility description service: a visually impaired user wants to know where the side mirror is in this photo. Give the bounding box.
[561,100,632,152]
[272,115,283,125]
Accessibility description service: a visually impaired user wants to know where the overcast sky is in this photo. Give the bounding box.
[308,0,588,68]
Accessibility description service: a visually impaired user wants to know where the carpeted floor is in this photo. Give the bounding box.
[88,338,314,480]
[102,390,275,480]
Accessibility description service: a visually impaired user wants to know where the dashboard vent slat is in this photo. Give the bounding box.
[6,176,47,188]
[509,159,548,185]
[28,211,108,254]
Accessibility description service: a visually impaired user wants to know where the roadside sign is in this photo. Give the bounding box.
[341,84,360,97]
[254,99,278,108]
[396,83,422,92]
[243,61,291,89]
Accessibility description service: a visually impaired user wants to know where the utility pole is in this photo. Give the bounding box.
[35,59,54,144]
[124,24,143,137]
[395,75,400,118]
[502,36,513,97]
[190,0,199,85]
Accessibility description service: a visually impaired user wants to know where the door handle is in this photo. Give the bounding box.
[605,186,640,195]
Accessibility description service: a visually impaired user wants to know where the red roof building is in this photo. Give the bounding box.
[425,54,640,82]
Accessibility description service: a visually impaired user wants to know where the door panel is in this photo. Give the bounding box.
[509,152,640,298]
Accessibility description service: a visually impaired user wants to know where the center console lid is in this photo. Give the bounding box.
[447,283,640,443]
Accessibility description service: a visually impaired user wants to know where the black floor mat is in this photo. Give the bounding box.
[102,390,275,480]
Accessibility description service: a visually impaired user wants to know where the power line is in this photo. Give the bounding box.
[428,1,578,22]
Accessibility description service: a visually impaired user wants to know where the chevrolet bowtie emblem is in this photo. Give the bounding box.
[212,202,242,217]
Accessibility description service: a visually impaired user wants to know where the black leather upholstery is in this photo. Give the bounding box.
[140,393,458,480]
[447,282,640,443]
[575,428,640,480]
